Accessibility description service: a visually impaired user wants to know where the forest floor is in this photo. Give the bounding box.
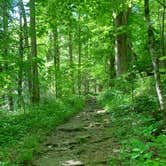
[32,100,119,166]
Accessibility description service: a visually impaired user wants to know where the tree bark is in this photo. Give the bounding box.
[78,16,81,96]
[161,0,165,58]
[53,24,60,97]
[18,1,25,110]
[30,0,40,104]
[108,55,115,87]
[69,29,75,94]
[20,0,32,98]
[2,0,14,111]
[144,0,165,111]
[114,9,130,76]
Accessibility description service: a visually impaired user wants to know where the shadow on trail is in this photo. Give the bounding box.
[32,99,119,166]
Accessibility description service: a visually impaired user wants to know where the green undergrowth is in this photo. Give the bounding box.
[0,95,85,165]
[97,76,166,166]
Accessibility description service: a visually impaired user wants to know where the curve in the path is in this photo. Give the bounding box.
[32,103,119,166]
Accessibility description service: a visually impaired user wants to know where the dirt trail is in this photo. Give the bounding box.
[32,101,119,166]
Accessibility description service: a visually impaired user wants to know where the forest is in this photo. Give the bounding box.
[0,0,166,165]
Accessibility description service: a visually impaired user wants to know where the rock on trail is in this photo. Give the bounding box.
[32,101,119,166]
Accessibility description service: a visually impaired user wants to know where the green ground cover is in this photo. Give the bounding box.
[0,96,85,165]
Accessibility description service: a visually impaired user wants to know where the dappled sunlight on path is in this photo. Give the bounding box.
[32,102,120,166]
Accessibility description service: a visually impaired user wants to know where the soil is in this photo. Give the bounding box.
[32,101,120,166]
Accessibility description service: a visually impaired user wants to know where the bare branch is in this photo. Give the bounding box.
[156,0,166,8]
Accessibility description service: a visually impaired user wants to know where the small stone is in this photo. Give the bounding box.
[113,149,120,153]
[63,160,84,166]
[96,109,107,114]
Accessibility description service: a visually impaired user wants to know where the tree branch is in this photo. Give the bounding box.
[156,0,166,8]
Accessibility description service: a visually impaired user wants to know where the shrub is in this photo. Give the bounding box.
[133,94,158,113]
[0,95,85,165]
[98,76,165,166]
[97,89,115,106]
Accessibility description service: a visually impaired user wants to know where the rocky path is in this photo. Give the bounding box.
[32,101,119,166]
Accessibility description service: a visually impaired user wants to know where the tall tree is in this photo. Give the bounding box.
[78,13,82,96]
[161,0,165,58]
[114,8,130,76]
[18,0,25,110]
[69,27,75,94]
[144,0,165,111]
[30,0,40,104]
[2,0,14,111]
[20,0,32,99]
[53,24,60,97]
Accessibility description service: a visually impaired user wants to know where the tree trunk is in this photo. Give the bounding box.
[20,0,32,99]
[114,9,130,76]
[161,0,165,58]
[144,0,165,111]
[2,0,8,67]
[53,25,60,97]
[8,92,14,111]
[30,0,40,104]
[78,18,81,96]
[18,1,25,110]
[69,29,75,94]
[108,55,115,87]
[2,0,14,111]
[84,42,90,95]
